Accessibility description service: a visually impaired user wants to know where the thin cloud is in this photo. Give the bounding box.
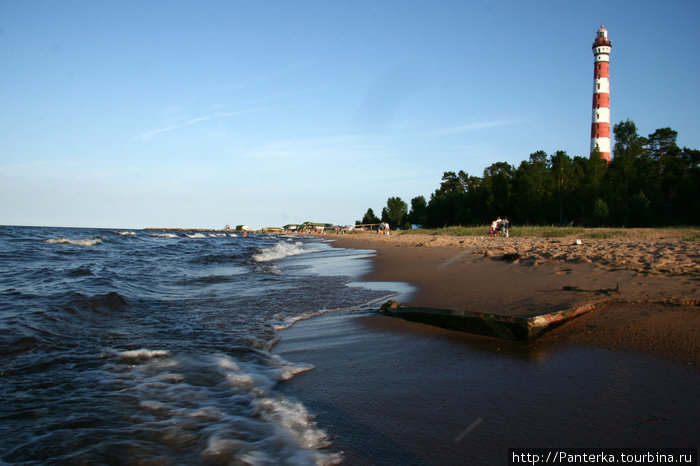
[430,119,520,136]
[244,134,360,160]
[243,133,395,162]
[246,87,320,105]
[128,108,265,144]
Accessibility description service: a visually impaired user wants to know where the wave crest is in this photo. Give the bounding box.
[118,349,171,363]
[252,241,314,262]
[107,350,337,464]
[45,237,103,247]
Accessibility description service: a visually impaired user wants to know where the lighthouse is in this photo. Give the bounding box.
[591,25,612,161]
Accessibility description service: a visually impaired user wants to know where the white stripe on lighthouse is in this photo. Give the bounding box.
[592,107,610,123]
[591,137,611,154]
[593,78,610,93]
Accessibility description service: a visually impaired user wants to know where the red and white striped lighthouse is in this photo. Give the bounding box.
[591,25,612,161]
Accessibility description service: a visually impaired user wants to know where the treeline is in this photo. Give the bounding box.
[358,120,699,229]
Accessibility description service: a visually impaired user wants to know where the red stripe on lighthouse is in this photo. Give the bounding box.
[590,25,611,162]
[592,93,610,108]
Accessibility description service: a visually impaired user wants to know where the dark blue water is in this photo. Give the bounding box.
[0,226,396,464]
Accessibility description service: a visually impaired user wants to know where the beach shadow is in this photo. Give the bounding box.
[356,314,557,362]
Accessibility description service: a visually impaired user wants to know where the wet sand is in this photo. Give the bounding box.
[277,312,698,464]
[275,231,699,464]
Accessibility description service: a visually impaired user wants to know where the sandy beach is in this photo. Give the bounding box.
[275,230,699,464]
[330,230,699,361]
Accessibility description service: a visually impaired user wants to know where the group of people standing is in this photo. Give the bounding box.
[378,222,391,235]
[490,217,510,237]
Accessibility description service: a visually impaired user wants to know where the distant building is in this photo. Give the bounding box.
[591,25,612,162]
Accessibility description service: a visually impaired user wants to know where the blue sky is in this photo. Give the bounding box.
[1,0,698,229]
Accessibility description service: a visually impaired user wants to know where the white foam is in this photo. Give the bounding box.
[272,292,404,333]
[110,349,339,464]
[253,241,315,262]
[119,349,170,362]
[273,309,329,332]
[150,233,178,238]
[112,230,136,236]
[253,396,342,463]
[185,233,207,239]
[45,237,103,247]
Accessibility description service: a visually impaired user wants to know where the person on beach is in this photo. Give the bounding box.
[379,222,384,235]
[384,222,390,235]
[502,217,510,237]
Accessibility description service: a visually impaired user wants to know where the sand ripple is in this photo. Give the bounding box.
[337,230,700,277]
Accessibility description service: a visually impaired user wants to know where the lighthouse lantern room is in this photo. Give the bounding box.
[591,25,612,161]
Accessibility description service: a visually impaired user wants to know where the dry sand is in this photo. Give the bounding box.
[329,230,699,363]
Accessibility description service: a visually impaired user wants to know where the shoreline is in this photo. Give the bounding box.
[273,232,699,463]
[276,314,699,463]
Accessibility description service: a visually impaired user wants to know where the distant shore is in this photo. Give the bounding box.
[145,227,240,233]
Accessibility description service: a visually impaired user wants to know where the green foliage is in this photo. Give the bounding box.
[357,208,380,225]
[407,196,428,226]
[361,121,698,228]
[591,198,610,226]
[410,122,699,227]
[381,197,409,229]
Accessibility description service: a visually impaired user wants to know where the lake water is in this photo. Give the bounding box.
[0,226,399,464]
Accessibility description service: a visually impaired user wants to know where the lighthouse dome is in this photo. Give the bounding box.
[593,25,611,48]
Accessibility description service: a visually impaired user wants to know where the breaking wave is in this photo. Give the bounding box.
[101,348,338,465]
[45,237,103,247]
[112,230,136,236]
[253,241,317,262]
[1,226,403,464]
